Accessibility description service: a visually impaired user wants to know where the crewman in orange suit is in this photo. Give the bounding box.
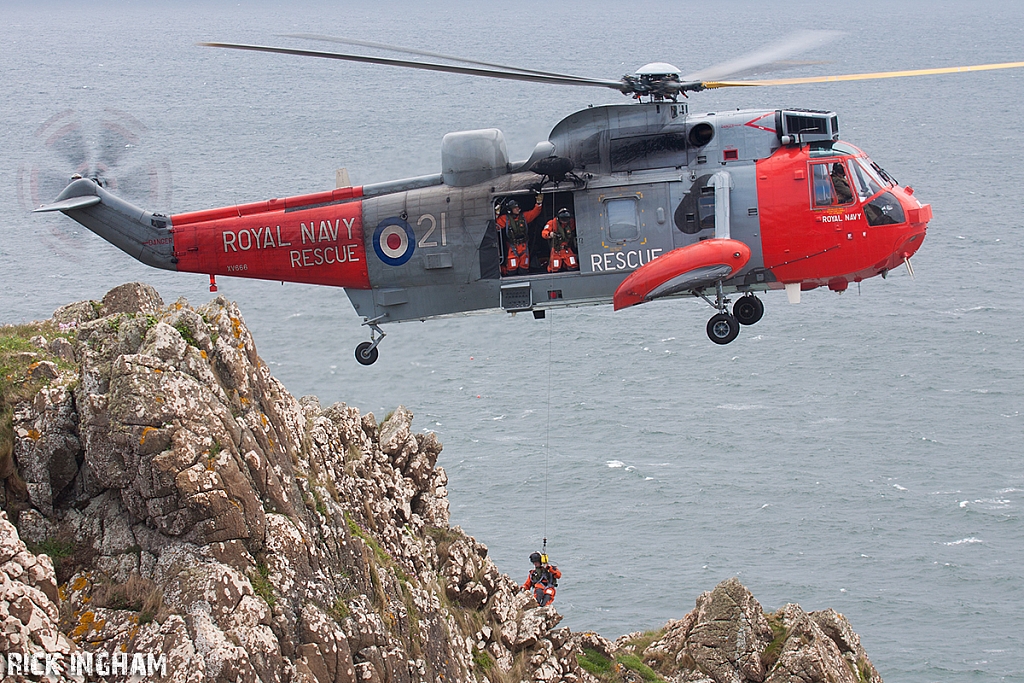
[523,551,561,607]
[541,207,579,272]
[496,196,543,276]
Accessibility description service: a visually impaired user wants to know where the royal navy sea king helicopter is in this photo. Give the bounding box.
[35,33,1024,364]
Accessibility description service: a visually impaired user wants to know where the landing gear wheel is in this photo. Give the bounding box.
[733,295,764,326]
[707,313,740,345]
[355,342,379,366]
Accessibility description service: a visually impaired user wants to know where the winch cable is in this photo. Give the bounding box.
[543,309,553,553]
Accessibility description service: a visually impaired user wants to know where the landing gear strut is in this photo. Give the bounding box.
[355,316,386,366]
[699,281,741,345]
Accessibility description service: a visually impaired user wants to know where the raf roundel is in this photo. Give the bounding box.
[373,217,416,266]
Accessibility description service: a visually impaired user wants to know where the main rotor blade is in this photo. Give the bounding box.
[684,30,842,82]
[281,33,591,81]
[199,42,626,90]
[701,60,1024,89]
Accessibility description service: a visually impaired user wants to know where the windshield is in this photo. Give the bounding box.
[851,159,884,201]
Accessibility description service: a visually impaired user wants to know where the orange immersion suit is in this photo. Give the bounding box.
[496,203,542,275]
[523,564,561,607]
[541,217,578,272]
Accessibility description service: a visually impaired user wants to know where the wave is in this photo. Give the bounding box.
[943,537,983,546]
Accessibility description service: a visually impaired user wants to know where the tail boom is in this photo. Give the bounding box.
[35,179,372,289]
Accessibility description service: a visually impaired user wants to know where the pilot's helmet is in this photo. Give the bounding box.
[506,199,520,212]
[557,208,571,221]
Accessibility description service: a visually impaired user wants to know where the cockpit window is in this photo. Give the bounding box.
[856,157,894,188]
[809,141,861,158]
[864,191,906,226]
[831,142,860,156]
[811,162,855,207]
[851,159,883,201]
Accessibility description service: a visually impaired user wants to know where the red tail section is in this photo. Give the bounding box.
[171,187,371,289]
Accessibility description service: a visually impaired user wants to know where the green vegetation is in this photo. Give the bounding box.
[576,647,667,683]
[855,656,872,683]
[761,614,789,669]
[345,511,392,565]
[577,648,614,677]
[27,536,75,562]
[328,598,350,622]
[1,322,75,484]
[250,562,276,607]
[174,321,199,348]
[615,654,661,682]
[472,648,495,672]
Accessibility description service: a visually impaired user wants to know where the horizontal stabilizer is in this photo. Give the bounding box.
[613,239,751,310]
[33,195,102,213]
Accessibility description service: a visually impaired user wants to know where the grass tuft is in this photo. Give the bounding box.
[250,562,276,608]
[577,648,614,677]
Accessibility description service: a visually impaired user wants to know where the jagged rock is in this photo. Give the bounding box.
[0,510,74,665]
[685,577,774,682]
[0,284,886,683]
[12,385,81,516]
[100,281,165,316]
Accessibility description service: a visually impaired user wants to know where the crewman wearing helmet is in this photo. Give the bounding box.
[541,207,579,273]
[496,195,543,276]
[522,551,561,607]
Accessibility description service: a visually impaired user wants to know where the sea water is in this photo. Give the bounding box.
[2,1,1023,680]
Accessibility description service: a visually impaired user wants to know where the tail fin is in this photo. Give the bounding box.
[35,178,176,271]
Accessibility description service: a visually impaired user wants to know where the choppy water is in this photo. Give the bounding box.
[3,1,1024,679]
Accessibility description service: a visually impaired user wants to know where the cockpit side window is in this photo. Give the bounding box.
[811,162,854,207]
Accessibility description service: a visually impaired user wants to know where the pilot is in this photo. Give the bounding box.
[522,551,561,607]
[831,163,853,204]
[496,196,543,276]
[541,207,579,272]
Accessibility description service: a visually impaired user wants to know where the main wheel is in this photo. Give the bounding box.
[355,342,379,366]
[733,295,764,326]
[707,313,740,345]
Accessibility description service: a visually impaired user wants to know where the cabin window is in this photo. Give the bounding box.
[609,133,689,172]
[698,186,716,230]
[811,162,854,207]
[605,198,640,241]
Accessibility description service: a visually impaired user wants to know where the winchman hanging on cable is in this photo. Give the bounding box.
[522,550,561,607]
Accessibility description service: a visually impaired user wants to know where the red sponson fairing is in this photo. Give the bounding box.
[613,239,751,310]
[756,145,929,291]
[171,187,372,289]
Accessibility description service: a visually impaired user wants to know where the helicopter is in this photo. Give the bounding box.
[34,33,1024,364]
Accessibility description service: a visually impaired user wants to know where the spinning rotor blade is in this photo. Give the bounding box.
[199,42,627,90]
[281,33,589,81]
[683,30,841,82]
[99,109,145,170]
[702,60,1024,89]
[37,110,89,171]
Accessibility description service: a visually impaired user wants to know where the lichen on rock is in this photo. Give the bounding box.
[0,283,885,683]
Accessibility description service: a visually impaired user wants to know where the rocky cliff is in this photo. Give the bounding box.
[0,283,884,683]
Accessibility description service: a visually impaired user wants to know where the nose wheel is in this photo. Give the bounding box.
[355,317,386,366]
